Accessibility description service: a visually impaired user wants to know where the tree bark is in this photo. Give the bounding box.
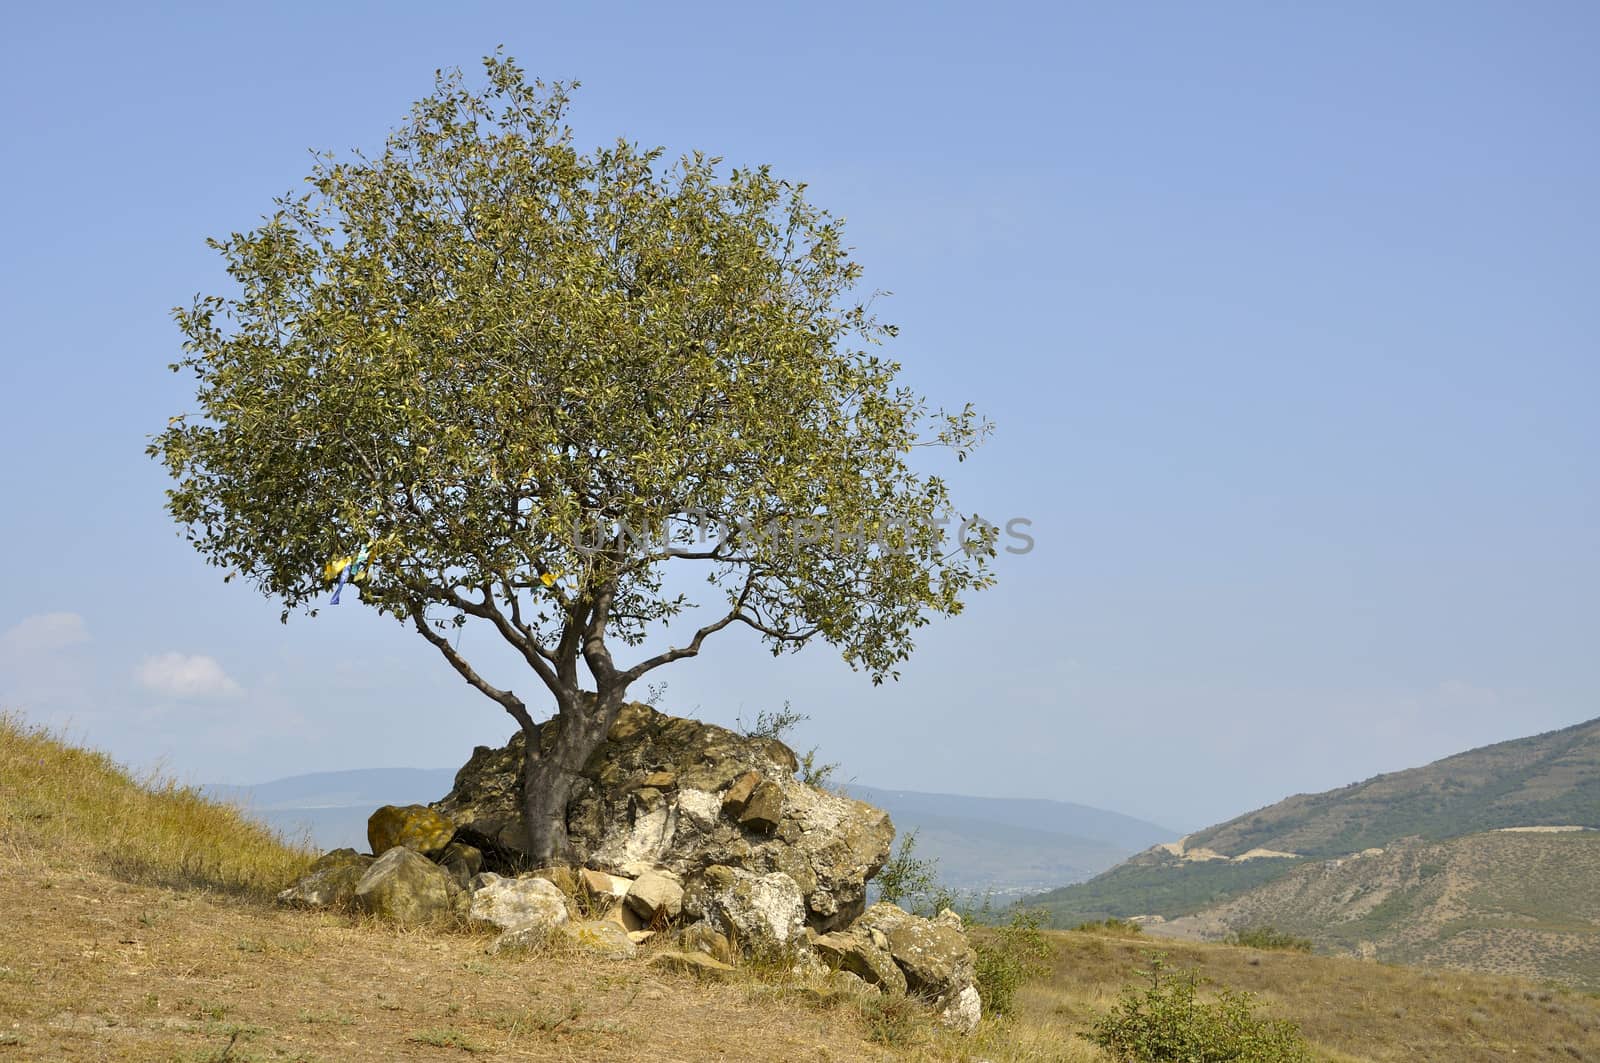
[518,690,623,866]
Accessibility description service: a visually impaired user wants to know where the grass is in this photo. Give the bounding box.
[966,926,1600,1062]
[5,712,1599,1061]
[0,712,314,898]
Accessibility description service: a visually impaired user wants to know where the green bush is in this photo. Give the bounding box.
[1227,927,1313,953]
[1087,954,1312,1062]
[973,907,1053,1016]
[875,829,939,909]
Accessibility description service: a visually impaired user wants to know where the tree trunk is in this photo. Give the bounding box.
[519,692,622,867]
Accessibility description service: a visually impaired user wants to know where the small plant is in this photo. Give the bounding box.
[854,991,926,1047]
[406,1027,486,1053]
[1227,926,1313,953]
[1087,953,1312,1062]
[973,907,1053,1016]
[737,702,840,790]
[875,829,939,909]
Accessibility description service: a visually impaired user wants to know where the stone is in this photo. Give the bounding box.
[277,850,373,909]
[738,780,784,832]
[670,922,735,965]
[940,984,982,1034]
[561,919,638,959]
[439,841,483,890]
[855,903,978,1014]
[811,929,907,995]
[624,869,684,923]
[468,873,571,932]
[354,847,460,925]
[579,868,632,899]
[432,700,894,937]
[721,770,762,814]
[649,951,736,981]
[367,804,456,857]
[685,865,807,957]
[605,901,648,932]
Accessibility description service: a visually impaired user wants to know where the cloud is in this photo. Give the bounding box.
[0,612,90,656]
[135,653,242,699]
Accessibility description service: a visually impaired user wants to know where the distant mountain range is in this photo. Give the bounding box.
[1022,716,1600,988]
[203,770,1174,895]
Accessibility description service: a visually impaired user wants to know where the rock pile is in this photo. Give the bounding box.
[276,701,982,1032]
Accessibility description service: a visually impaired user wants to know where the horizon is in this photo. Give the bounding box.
[3,2,1597,833]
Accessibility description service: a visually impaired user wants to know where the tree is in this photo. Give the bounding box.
[151,55,995,864]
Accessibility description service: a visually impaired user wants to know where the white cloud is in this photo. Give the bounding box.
[135,653,242,699]
[0,612,90,656]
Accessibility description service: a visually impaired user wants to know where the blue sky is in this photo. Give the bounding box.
[1,2,1595,831]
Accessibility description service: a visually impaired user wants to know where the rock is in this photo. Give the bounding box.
[368,804,456,857]
[649,951,736,981]
[579,868,632,900]
[624,870,684,924]
[738,780,784,832]
[811,929,907,994]
[605,901,648,932]
[489,923,560,954]
[855,904,978,1014]
[627,930,656,944]
[670,922,736,965]
[940,984,982,1034]
[432,700,894,936]
[439,841,483,890]
[685,865,807,957]
[525,865,580,898]
[468,873,571,932]
[354,847,460,925]
[721,770,762,814]
[277,850,373,909]
[561,919,638,959]
[933,908,965,931]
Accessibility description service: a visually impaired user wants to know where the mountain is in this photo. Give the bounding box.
[205,770,1173,894]
[842,784,1175,894]
[1024,716,1600,929]
[1157,829,1600,990]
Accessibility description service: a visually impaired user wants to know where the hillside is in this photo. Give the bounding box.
[205,769,1171,894]
[9,715,1600,1062]
[1155,829,1600,989]
[1023,717,1600,930]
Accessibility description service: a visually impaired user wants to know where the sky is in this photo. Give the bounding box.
[1,2,1595,832]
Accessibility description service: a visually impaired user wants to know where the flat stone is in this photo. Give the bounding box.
[649,951,735,981]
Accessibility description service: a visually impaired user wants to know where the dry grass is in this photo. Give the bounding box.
[0,716,958,1061]
[974,928,1600,1062]
[0,713,314,899]
[6,714,1598,1061]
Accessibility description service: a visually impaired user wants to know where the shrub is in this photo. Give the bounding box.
[1227,927,1314,953]
[874,829,938,909]
[972,906,1053,1016]
[1087,953,1312,1062]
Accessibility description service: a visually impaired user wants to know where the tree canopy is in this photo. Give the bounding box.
[152,54,994,732]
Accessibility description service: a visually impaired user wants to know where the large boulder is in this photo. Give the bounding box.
[810,928,908,995]
[468,872,571,932]
[277,849,373,909]
[853,903,980,1030]
[432,701,894,933]
[683,865,808,957]
[354,847,461,925]
[368,804,456,857]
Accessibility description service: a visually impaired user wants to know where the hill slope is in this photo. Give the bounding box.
[1024,716,1600,932]
[1156,829,1600,989]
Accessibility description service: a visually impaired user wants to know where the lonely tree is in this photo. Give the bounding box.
[152,57,995,864]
